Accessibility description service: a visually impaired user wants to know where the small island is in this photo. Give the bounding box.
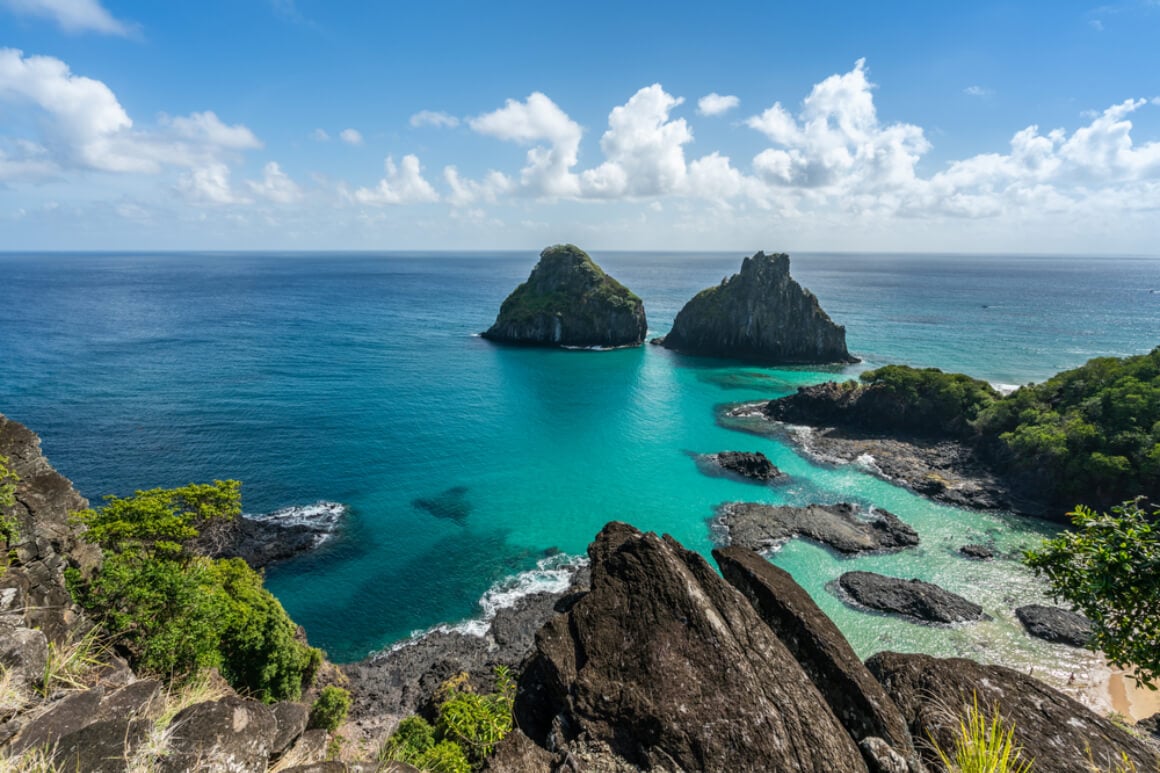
[657,251,856,364]
[482,244,647,348]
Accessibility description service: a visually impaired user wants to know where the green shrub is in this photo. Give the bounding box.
[0,454,20,547]
[382,667,515,772]
[309,685,351,733]
[931,695,1032,773]
[69,480,319,701]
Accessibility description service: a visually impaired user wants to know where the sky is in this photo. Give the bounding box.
[1,0,1158,253]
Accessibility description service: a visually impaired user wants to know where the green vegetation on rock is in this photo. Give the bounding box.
[382,666,515,772]
[975,348,1160,507]
[1026,498,1160,685]
[67,480,320,701]
[859,364,999,436]
[309,684,352,732]
[0,453,19,547]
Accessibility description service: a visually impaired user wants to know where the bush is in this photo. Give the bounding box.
[382,667,515,771]
[0,454,19,546]
[931,694,1032,773]
[1025,498,1160,685]
[69,480,320,701]
[309,685,351,733]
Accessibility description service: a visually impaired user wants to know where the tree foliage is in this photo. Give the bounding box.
[68,480,320,701]
[0,453,19,546]
[1025,498,1160,685]
[309,685,352,733]
[859,364,999,436]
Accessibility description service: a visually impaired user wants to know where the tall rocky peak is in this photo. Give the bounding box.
[482,244,647,348]
[660,251,855,363]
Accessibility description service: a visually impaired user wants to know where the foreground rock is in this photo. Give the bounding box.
[502,522,869,772]
[958,543,994,560]
[482,244,646,348]
[705,450,784,481]
[869,651,1157,773]
[658,251,855,363]
[715,502,919,555]
[1015,604,1093,647]
[714,547,920,772]
[838,571,987,624]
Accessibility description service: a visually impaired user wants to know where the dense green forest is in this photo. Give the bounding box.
[858,347,1160,509]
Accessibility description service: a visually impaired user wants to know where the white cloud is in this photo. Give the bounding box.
[0,0,134,36]
[176,162,251,205]
[410,110,459,129]
[443,166,511,207]
[964,85,993,97]
[697,93,739,116]
[247,161,303,204]
[581,84,692,198]
[310,128,330,142]
[746,58,930,190]
[352,154,439,205]
[164,111,261,150]
[469,92,583,196]
[340,128,364,146]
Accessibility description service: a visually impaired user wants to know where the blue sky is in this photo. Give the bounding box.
[1,0,1158,252]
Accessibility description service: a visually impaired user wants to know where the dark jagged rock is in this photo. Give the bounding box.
[959,543,994,560]
[53,717,151,773]
[714,547,920,771]
[482,244,646,348]
[160,695,279,773]
[198,502,346,570]
[659,251,855,363]
[343,565,590,720]
[868,651,1158,773]
[0,619,47,693]
[709,450,784,481]
[271,701,312,756]
[10,687,104,755]
[715,502,919,555]
[838,571,987,624]
[1015,604,1093,647]
[0,412,101,643]
[504,522,869,772]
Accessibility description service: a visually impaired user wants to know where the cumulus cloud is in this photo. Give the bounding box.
[443,166,511,207]
[247,161,303,204]
[352,154,440,205]
[0,0,134,36]
[340,128,364,145]
[0,47,263,207]
[581,85,692,198]
[469,92,583,197]
[411,110,459,128]
[697,93,739,116]
[747,58,930,190]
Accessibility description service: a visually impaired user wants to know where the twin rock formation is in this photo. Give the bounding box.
[484,244,854,363]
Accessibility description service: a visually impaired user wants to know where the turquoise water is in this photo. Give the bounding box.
[1,252,1158,681]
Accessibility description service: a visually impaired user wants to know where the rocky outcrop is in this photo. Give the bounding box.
[838,571,987,624]
[868,651,1158,773]
[715,502,919,555]
[205,502,346,569]
[958,543,994,560]
[482,244,646,348]
[503,522,869,772]
[658,251,854,363]
[0,412,101,643]
[714,547,920,772]
[1015,604,1093,647]
[343,565,590,721]
[705,450,784,481]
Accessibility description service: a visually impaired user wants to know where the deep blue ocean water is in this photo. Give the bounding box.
[1,251,1158,681]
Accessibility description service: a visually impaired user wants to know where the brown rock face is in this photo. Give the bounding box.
[660,252,854,363]
[0,412,100,643]
[868,651,1159,773]
[506,522,869,772]
[714,547,919,770]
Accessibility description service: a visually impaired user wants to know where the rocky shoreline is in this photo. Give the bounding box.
[723,400,1029,513]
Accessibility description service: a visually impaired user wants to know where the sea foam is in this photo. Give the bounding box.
[245,501,347,546]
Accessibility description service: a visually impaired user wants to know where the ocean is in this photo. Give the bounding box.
[1,251,1158,684]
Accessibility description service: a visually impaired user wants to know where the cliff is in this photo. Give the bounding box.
[659,251,855,363]
[482,244,647,348]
